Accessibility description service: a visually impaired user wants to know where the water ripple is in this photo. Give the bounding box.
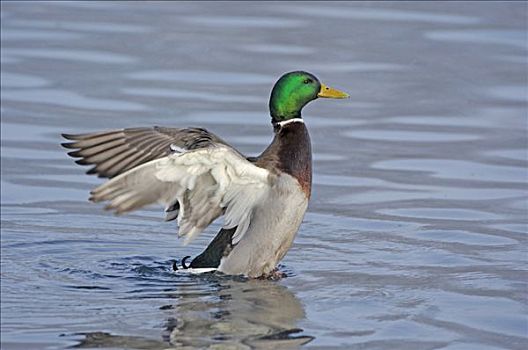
[9,19,151,33]
[343,129,480,142]
[282,6,480,24]
[182,15,306,28]
[1,72,50,88]
[372,158,527,184]
[1,29,83,41]
[379,208,503,221]
[5,48,136,64]
[425,30,528,49]
[127,70,272,85]
[1,2,526,349]
[1,89,146,111]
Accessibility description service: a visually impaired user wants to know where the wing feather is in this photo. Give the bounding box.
[62,126,229,178]
[90,146,270,244]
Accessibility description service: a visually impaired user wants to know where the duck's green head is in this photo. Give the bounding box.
[269,71,349,123]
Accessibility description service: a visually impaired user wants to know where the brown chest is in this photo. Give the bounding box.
[256,122,312,198]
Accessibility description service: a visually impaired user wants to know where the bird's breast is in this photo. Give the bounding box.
[275,123,312,198]
[218,174,308,278]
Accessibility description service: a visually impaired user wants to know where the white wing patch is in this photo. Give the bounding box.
[169,143,186,154]
[90,146,270,245]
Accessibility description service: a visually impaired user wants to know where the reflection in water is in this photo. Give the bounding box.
[72,332,167,350]
[73,274,313,349]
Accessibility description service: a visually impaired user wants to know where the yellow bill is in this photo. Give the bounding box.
[318,83,349,99]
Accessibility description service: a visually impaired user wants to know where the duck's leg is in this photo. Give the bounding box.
[259,268,287,280]
[189,227,236,268]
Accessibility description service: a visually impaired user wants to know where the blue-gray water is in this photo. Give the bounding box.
[1,2,527,349]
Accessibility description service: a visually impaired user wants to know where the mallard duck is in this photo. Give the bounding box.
[62,71,348,278]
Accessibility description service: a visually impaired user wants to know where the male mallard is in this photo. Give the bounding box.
[62,71,348,278]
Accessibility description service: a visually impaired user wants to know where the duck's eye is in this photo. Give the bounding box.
[303,79,312,84]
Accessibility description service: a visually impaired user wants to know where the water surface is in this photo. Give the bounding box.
[1,2,527,349]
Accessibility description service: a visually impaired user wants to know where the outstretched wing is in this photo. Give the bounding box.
[89,145,271,245]
[62,127,230,178]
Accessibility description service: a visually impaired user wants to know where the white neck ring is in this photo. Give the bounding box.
[276,118,304,127]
